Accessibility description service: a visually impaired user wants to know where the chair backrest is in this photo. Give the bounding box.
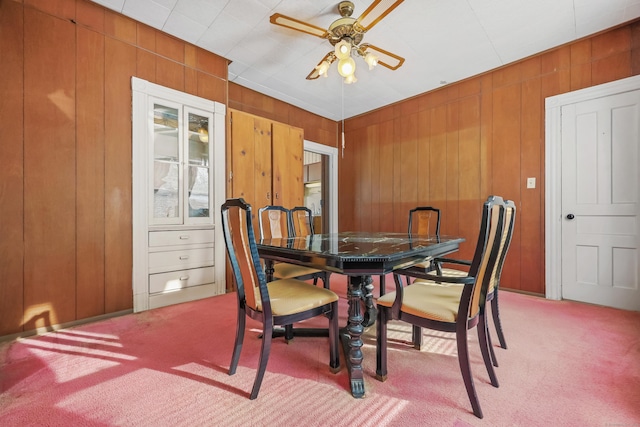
[465,196,506,319]
[488,200,516,294]
[222,198,269,313]
[258,205,291,239]
[290,206,314,237]
[408,206,440,238]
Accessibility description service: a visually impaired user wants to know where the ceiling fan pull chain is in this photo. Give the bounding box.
[342,80,345,158]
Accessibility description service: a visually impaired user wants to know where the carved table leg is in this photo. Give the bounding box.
[341,275,366,398]
[362,275,377,327]
[264,260,275,282]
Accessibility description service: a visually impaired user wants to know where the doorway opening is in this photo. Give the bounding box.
[303,140,338,233]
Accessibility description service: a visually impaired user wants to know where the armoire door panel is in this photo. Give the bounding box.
[254,116,273,210]
[272,122,303,208]
[230,111,272,230]
[231,110,257,203]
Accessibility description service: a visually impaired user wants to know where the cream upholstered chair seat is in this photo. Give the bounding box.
[263,279,338,315]
[273,263,325,280]
[439,268,469,278]
[377,281,462,322]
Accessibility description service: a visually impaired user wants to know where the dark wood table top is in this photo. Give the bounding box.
[258,231,464,275]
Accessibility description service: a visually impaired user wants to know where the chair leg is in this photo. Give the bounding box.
[250,322,273,400]
[379,274,386,296]
[322,272,331,289]
[491,293,507,349]
[375,308,388,381]
[477,314,499,387]
[412,325,423,350]
[229,308,246,375]
[457,328,483,419]
[284,324,294,342]
[328,301,340,372]
[487,326,498,367]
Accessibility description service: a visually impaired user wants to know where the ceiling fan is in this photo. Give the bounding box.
[270,0,405,83]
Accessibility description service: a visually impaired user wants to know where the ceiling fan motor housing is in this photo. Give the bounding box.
[327,1,364,46]
[338,1,355,17]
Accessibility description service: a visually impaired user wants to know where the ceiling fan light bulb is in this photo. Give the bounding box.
[365,52,378,70]
[344,74,357,84]
[337,57,356,77]
[335,40,351,60]
[315,60,330,77]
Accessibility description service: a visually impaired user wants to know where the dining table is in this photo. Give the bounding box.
[257,231,464,399]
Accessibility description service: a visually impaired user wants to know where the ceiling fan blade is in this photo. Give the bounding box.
[306,52,337,80]
[360,44,405,70]
[354,0,404,32]
[270,13,328,38]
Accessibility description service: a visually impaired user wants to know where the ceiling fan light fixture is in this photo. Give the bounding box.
[335,39,352,60]
[270,0,406,83]
[337,57,356,77]
[344,73,357,84]
[315,60,331,77]
[364,52,378,70]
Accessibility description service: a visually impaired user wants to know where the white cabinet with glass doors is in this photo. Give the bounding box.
[132,77,226,312]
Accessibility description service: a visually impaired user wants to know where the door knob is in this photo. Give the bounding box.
[566,214,575,220]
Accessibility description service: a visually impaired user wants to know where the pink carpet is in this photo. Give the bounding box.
[1,274,639,426]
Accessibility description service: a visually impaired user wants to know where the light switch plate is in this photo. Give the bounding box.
[527,177,536,189]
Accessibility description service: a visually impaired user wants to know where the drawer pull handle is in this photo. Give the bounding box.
[180,276,189,281]
[179,255,190,260]
[179,235,190,240]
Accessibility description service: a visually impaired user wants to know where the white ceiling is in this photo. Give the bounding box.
[90,0,640,121]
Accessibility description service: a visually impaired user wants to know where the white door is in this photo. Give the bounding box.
[560,90,640,310]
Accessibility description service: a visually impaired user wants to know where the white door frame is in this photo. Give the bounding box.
[545,74,640,300]
[304,140,338,233]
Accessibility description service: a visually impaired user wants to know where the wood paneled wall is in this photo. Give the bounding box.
[340,21,640,295]
[0,0,228,337]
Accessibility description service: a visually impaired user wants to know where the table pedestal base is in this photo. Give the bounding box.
[340,275,377,398]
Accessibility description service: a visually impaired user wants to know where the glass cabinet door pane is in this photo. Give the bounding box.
[153,104,181,220]
[187,112,210,219]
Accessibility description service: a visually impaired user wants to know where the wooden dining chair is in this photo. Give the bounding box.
[394,206,441,286]
[376,196,506,419]
[485,200,516,352]
[379,206,440,298]
[221,198,340,400]
[432,200,516,366]
[258,205,328,288]
[290,206,331,289]
[290,206,314,236]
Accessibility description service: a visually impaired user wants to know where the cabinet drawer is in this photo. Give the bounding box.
[149,248,213,273]
[149,229,214,247]
[149,267,215,294]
